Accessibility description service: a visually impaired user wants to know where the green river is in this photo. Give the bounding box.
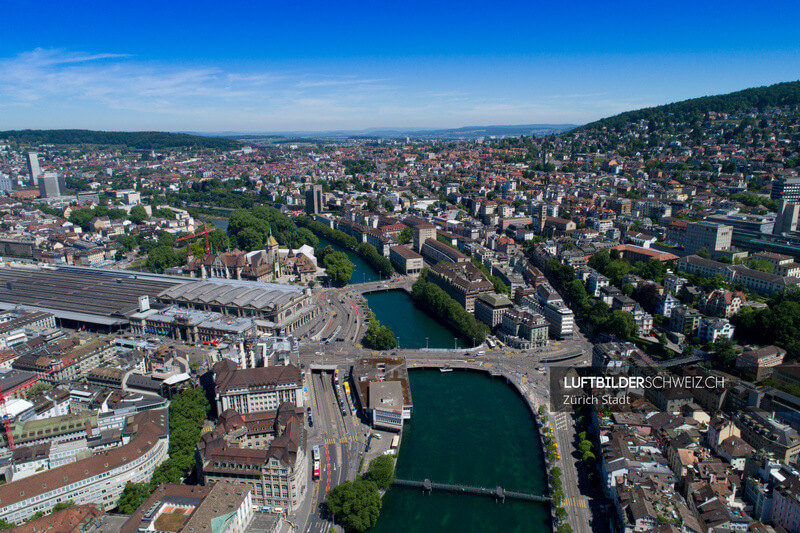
[371,370,550,533]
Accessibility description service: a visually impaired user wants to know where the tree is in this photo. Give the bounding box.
[696,248,712,259]
[117,482,153,514]
[365,455,395,490]
[145,246,180,273]
[362,319,397,350]
[711,337,740,369]
[398,227,413,245]
[621,283,634,297]
[237,227,265,252]
[128,205,149,224]
[566,279,588,305]
[605,310,637,340]
[323,250,356,286]
[52,500,76,513]
[208,228,231,252]
[748,259,775,273]
[325,479,382,533]
[190,241,206,257]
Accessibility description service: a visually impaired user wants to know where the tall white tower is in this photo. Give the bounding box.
[26,152,42,185]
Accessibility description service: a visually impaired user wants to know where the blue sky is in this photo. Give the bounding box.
[2,0,799,132]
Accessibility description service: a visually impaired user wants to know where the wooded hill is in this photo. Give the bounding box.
[581,80,800,131]
[0,129,240,150]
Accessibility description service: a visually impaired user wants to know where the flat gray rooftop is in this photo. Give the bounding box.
[0,267,180,317]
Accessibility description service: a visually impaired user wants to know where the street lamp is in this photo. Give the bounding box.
[397,337,400,350]
[426,337,429,350]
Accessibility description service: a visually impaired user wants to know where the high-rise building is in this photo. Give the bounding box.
[37,173,64,198]
[25,152,42,185]
[771,177,800,202]
[685,221,732,256]
[305,184,323,215]
[774,199,800,235]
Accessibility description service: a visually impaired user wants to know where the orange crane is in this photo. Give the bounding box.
[0,358,75,451]
[176,223,211,254]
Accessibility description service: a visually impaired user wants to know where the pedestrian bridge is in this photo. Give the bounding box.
[393,479,551,503]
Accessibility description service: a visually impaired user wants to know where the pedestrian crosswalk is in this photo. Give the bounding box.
[563,497,587,508]
[324,436,359,445]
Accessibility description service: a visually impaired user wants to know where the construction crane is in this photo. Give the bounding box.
[176,223,211,254]
[0,358,75,451]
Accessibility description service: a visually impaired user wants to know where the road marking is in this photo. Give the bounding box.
[564,497,588,508]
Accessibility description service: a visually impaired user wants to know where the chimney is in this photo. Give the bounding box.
[138,295,150,313]
[85,420,93,438]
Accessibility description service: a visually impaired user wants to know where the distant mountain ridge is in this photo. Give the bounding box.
[581,80,800,131]
[203,123,577,141]
[0,129,240,150]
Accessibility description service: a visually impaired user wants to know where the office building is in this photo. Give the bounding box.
[775,199,800,234]
[772,176,800,202]
[500,308,549,348]
[389,245,424,277]
[197,404,306,513]
[37,172,65,199]
[305,184,323,215]
[684,221,732,256]
[25,152,41,185]
[474,293,514,329]
[405,217,437,252]
[420,238,467,264]
[213,359,303,415]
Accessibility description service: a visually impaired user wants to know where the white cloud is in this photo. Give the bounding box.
[0,48,612,130]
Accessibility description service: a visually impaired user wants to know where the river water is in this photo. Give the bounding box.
[370,370,550,533]
[316,235,381,284]
[364,290,468,350]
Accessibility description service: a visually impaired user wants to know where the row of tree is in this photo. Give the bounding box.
[0,129,239,150]
[325,456,394,532]
[733,286,800,361]
[411,270,488,343]
[116,386,210,514]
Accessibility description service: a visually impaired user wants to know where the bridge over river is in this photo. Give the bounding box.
[393,479,551,503]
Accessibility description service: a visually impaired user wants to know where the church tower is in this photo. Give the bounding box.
[266,226,281,279]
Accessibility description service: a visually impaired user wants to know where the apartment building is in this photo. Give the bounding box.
[0,409,168,524]
[735,407,800,465]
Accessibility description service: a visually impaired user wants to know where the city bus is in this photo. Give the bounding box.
[312,445,320,481]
